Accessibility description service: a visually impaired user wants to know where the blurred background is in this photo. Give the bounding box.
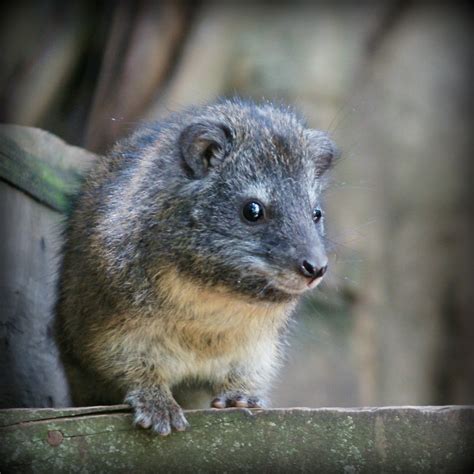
[1,1,473,408]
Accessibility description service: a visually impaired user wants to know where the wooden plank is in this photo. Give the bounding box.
[0,405,130,428]
[0,125,97,212]
[0,406,472,472]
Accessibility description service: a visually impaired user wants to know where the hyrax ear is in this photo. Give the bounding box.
[305,129,340,178]
[179,121,232,178]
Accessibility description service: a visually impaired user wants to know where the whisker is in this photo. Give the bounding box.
[322,235,359,253]
[328,271,358,287]
[329,218,377,241]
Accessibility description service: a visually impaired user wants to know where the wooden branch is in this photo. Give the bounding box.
[1,406,473,472]
[0,124,97,212]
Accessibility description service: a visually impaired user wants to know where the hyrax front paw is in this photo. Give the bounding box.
[211,391,266,409]
[125,387,189,436]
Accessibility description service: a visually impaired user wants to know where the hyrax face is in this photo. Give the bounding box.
[168,101,338,303]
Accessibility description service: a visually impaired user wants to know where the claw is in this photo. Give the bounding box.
[211,397,226,409]
[153,420,172,436]
[170,407,190,432]
[232,396,249,408]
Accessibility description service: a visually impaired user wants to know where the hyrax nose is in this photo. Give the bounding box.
[300,260,328,279]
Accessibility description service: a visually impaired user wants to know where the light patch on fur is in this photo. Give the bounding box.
[84,268,293,392]
[159,268,290,320]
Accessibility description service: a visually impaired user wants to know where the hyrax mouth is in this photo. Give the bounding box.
[271,274,324,296]
[307,275,324,289]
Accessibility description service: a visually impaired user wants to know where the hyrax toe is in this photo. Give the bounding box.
[247,396,266,408]
[231,395,249,408]
[169,405,189,432]
[211,397,227,409]
[152,411,172,436]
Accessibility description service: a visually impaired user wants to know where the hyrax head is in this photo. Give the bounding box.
[160,100,338,303]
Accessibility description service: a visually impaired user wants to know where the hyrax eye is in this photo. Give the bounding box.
[242,201,265,222]
[312,208,322,223]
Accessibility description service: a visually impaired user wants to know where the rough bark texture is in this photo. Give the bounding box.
[1,406,473,473]
[0,125,96,408]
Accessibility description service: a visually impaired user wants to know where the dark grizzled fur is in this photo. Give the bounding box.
[55,98,338,435]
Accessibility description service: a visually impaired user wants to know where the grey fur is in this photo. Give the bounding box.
[55,98,337,435]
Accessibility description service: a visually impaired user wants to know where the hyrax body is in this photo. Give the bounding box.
[56,99,337,435]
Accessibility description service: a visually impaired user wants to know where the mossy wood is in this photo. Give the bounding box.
[0,124,96,212]
[1,406,473,473]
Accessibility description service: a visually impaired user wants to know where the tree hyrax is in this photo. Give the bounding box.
[56,98,338,435]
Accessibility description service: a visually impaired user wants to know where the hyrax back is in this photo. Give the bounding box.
[56,98,337,435]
